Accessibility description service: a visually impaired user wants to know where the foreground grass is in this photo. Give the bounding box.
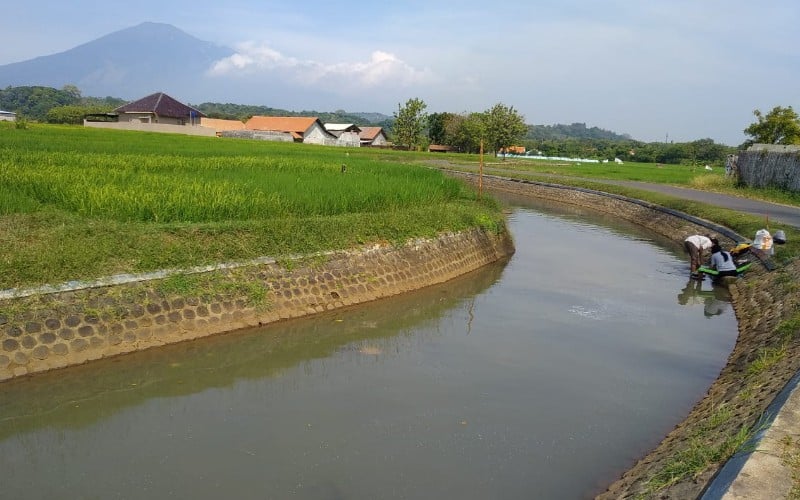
[0,123,503,290]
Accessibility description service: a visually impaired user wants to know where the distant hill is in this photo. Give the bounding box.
[526,122,632,142]
[0,22,233,100]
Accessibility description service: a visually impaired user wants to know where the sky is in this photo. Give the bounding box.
[1,0,798,145]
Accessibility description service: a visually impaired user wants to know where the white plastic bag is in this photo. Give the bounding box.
[753,229,773,255]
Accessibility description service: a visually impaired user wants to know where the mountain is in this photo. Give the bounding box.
[0,22,234,100]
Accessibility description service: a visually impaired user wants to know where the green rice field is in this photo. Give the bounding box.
[0,123,503,290]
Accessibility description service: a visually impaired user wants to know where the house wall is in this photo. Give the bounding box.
[117,114,191,126]
[336,131,361,147]
[221,130,294,142]
[303,123,335,145]
[0,113,16,122]
[83,121,217,137]
[370,133,388,146]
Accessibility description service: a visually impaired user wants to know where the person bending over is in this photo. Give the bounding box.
[684,234,713,278]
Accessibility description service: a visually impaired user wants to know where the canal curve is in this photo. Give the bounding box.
[0,193,739,499]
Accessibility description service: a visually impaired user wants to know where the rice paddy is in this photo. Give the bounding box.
[0,123,503,289]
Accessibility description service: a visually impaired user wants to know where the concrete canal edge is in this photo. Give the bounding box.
[450,170,800,499]
[0,227,515,381]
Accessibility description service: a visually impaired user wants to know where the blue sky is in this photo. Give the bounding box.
[2,0,798,145]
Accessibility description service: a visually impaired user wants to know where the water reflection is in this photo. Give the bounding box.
[0,261,507,441]
[676,279,733,318]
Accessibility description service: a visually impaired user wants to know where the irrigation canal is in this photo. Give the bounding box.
[0,192,739,499]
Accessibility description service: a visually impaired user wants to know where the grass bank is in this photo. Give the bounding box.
[0,123,504,290]
[426,157,800,263]
[435,155,800,207]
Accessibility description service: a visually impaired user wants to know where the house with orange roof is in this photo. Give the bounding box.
[200,117,246,136]
[358,127,389,147]
[245,116,337,145]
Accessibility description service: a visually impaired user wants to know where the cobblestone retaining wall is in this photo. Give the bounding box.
[0,227,514,381]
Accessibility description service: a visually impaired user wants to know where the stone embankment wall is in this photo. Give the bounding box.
[0,227,514,381]
[737,145,800,192]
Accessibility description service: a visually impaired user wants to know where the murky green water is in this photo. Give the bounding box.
[0,194,737,499]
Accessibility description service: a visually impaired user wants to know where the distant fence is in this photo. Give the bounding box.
[84,121,216,137]
[736,144,800,192]
[221,130,361,147]
[221,130,294,142]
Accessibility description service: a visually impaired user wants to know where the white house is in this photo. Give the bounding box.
[245,116,338,145]
[358,127,389,147]
[324,123,362,147]
[0,110,17,122]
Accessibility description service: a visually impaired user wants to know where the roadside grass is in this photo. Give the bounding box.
[641,403,754,497]
[0,124,503,290]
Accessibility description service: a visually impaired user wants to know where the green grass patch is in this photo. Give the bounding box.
[642,402,755,497]
[156,270,269,307]
[747,346,787,377]
[0,124,504,290]
[776,312,800,341]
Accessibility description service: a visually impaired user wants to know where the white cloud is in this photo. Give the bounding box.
[208,42,434,89]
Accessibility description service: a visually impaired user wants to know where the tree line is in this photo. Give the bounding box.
[3,85,797,166]
[0,85,125,123]
[393,97,800,165]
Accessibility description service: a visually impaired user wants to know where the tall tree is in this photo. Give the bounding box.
[483,103,527,156]
[392,97,428,150]
[438,112,484,153]
[427,112,448,144]
[743,106,800,145]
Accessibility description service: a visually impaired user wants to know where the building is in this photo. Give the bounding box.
[84,92,215,137]
[499,146,526,155]
[324,123,362,147]
[245,116,337,145]
[0,110,16,122]
[114,92,205,125]
[358,127,389,147]
[200,117,246,136]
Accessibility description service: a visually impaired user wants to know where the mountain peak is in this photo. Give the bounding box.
[0,22,234,100]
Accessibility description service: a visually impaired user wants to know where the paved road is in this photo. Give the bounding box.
[590,179,800,229]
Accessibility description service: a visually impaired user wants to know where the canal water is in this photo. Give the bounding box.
[0,194,738,499]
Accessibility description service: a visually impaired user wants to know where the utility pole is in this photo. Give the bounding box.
[479,139,484,199]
